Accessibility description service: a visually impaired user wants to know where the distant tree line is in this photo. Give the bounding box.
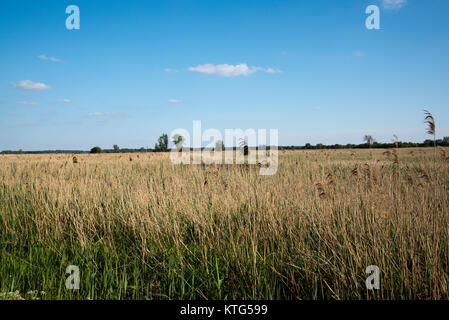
[282,137,449,150]
[3,135,449,155]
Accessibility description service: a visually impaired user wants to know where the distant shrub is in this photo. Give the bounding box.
[90,146,103,154]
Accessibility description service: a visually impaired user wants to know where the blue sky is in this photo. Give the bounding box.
[0,0,448,150]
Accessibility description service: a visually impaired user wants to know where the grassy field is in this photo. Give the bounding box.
[0,148,448,300]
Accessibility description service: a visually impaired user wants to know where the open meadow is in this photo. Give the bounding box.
[0,148,448,300]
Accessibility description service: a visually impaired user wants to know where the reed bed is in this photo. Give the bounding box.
[0,148,448,299]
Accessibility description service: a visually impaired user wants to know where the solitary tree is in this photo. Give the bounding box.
[443,137,449,146]
[113,144,120,153]
[90,146,102,154]
[171,134,185,151]
[155,133,169,152]
[215,140,224,151]
[363,135,375,147]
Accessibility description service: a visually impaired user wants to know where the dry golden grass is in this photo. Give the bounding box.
[0,148,448,299]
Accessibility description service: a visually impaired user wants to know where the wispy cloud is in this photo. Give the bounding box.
[188,63,281,77]
[265,67,282,74]
[382,0,407,9]
[38,54,61,62]
[12,80,51,91]
[16,101,38,106]
[87,112,122,118]
[354,51,365,57]
[164,68,179,73]
[56,99,71,103]
[168,99,183,104]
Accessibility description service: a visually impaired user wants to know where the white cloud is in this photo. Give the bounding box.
[88,112,122,117]
[56,99,71,103]
[164,68,179,73]
[188,63,281,77]
[13,80,51,91]
[354,51,365,57]
[382,0,407,9]
[265,67,282,74]
[38,55,61,62]
[16,101,38,106]
[168,99,183,104]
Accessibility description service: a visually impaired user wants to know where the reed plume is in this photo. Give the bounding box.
[424,110,436,148]
[393,135,399,149]
[239,138,249,156]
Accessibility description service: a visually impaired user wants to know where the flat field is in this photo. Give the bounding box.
[0,148,448,299]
